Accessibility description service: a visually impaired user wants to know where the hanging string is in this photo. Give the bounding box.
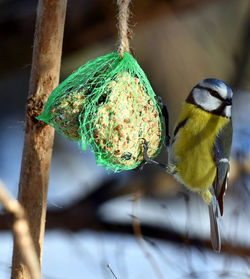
[117,0,131,58]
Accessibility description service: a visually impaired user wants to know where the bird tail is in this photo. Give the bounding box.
[208,196,221,252]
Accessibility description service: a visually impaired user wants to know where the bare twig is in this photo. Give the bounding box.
[131,196,166,279]
[11,0,67,278]
[1,203,249,257]
[107,264,118,279]
[0,177,248,258]
[0,180,41,279]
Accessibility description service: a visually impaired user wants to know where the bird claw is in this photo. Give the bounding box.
[141,138,149,152]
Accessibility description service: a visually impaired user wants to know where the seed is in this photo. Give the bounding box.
[116,124,123,130]
[121,152,132,160]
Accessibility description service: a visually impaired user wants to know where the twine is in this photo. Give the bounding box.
[117,0,131,58]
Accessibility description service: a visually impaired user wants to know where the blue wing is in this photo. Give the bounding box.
[213,120,233,215]
[209,120,232,252]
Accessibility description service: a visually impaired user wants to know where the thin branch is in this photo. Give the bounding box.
[0,180,41,279]
[131,195,166,279]
[1,202,249,257]
[132,215,166,279]
[0,176,248,258]
[107,264,118,279]
[97,221,250,258]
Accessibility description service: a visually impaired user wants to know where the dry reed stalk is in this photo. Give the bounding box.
[11,0,67,278]
[0,180,41,279]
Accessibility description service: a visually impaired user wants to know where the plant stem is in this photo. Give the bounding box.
[11,0,67,278]
[0,180,41,279]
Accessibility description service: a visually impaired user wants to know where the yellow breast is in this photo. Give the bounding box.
[170,102,229,191]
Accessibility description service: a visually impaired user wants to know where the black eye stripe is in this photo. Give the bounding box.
[186,90,231,118]
[195,85,225,102]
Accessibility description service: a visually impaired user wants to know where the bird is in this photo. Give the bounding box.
[143,78,233,252]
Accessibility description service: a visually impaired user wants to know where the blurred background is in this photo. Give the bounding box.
[0,0,250,278]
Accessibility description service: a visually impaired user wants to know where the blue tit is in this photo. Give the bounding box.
[143,78,233,252]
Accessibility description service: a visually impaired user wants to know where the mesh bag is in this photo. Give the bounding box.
[37,52,164,172]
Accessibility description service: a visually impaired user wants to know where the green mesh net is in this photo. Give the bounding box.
[37,52,164,172]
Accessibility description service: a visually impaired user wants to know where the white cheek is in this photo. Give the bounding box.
[216,83,228,99]
[224,105,231,118]
[193,88,222,111]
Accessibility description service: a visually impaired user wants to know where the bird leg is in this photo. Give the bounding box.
[141,138,170,172]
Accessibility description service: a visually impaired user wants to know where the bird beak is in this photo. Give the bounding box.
[225,99,232,106]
